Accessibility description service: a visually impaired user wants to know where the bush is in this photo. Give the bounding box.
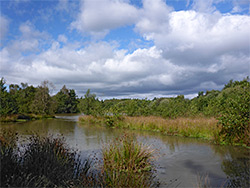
[217,78,250,145]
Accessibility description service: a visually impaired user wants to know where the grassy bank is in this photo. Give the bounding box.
[0,114,55,122]
[79,115,220,142]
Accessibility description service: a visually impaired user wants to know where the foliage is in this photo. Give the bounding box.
[0,79,79,117]
[78,89,101,116]
[217,78,250,145]
[77,78,249,146]
[102,134,156,187]
[31,81,54,115]
[54,85,79,113]
[0,77,18,115]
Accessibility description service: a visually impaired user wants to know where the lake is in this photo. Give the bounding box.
[0,114,249,187]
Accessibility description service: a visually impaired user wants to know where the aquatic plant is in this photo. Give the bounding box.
[102,134,156,187]
[0,132,95,187]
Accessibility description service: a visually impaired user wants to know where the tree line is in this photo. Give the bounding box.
[0,79,78,116]
[1,77,249,120]
[79,78,249,119]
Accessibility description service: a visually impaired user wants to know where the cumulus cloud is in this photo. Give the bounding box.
[9,22,49,53]
[135,0,172,40]
[0,22,50,78]
[1,34,185,97]
[71,0,138,37]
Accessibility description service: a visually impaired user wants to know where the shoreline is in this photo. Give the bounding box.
[0,114,55,123]
[79,115,249,148]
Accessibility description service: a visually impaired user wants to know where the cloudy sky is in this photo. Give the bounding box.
[0,0,249,99]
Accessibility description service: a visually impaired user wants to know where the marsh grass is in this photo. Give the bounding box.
[102,134,157,187]
[80,115,219,141]
[1,131,157,187]
[0,131,96,187]
[79,115,103,125]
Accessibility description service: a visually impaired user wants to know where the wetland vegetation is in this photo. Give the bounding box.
[1,77,249,146]
[78,77,250,147]
[0,131,157,187]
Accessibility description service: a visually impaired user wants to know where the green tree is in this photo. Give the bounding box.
[217,78,250,145]
[78,89,100,115]
[0,78,18,115]
[31,81,55,115]
[54,85,79,113]
[17,85,36,114]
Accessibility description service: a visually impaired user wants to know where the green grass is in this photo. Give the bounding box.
[102,134,157,187]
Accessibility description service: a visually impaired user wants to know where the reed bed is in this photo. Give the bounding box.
[122,116,219,140]
[79,115,219,141]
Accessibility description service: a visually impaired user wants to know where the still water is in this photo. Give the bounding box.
[0,114,249,187]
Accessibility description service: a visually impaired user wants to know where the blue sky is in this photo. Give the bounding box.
[0,0,250,99]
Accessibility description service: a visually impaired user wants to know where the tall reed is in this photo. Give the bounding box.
[102,134,157,187]
[0,131,96,187]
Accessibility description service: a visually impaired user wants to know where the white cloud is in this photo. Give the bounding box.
[136,8,250,71]
[191,0,216,13]
[58,34,68,43]
[2,36,185,97]
[0,15,9,41]
[71,0,138,37]
[135,0,172,40]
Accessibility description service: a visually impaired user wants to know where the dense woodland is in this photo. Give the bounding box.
[0,77,249,145]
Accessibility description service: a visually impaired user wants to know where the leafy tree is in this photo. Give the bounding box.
[0,78,18,115]
[31,81,55,115]
[217,78,250,145]
[54,85,79,113]
[17,85,36,114]
[78,89,100,115]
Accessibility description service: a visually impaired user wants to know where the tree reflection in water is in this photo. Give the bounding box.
[222,156,250,188]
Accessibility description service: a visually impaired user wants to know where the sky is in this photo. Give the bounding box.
[0,0,250,99]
